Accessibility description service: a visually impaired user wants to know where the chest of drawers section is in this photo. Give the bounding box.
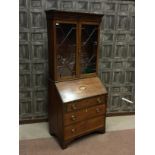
[63,95,107,142]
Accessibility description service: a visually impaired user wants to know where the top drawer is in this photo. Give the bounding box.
[65,95,106,112]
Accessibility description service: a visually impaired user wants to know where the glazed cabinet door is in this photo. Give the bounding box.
[79,24,99,77]
[54,21,100,81]
[55,22,77,80]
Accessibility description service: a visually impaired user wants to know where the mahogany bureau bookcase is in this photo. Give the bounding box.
[45,10,108,149]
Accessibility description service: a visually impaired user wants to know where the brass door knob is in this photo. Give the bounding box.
[71,128,75,133]
[71,115,76,121]
[72,104,77,110]
[97,98,102,103]
[96,108,100,113]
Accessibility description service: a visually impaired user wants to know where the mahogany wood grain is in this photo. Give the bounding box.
[66,95,106,112]
[64,115,105,140]
[46,10,103,23]
[64,104,106,126]
[56,77,107,103]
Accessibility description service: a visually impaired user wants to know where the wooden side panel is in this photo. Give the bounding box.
[49,82,64,140]
[55,86,64,141]
[48,82,57,134]
[47,20,55,80]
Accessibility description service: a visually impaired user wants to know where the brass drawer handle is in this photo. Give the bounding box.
[71,115,77,121]
[97,98,102,103]
[96,108,100,113]
[71,128,75,133]
[72,104,77,110]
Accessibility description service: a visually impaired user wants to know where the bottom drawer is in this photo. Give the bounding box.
[64,116,105,140]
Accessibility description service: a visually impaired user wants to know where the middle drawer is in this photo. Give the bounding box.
[64,104,106,126]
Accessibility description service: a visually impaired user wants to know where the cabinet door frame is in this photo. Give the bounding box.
[53,20,100,81]
[54,20,79,81]
[78,22,100,78]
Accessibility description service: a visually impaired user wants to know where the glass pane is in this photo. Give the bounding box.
[80,25,98,74]
[56,23,76,78]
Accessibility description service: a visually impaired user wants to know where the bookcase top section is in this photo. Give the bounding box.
[55,77,107,103]
[45,10,103,22]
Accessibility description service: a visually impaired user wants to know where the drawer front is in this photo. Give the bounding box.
[64,115,105,140]
[64,104,106,126]
[66,95,106,112]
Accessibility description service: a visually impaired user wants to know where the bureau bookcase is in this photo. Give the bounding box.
[46,10,107,149]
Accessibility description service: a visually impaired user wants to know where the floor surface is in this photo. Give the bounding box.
[20,129,135,154]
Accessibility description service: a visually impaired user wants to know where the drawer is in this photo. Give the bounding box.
[64,115,105,140]
[64,104,106,126]
[66,95,106,112]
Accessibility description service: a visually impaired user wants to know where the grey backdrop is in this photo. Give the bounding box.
[19,0,135,121]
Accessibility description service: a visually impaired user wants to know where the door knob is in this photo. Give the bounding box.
[71,128,75,133]
[96,108,100,113]
[97,98,102,103]
[72,104,77,110]
[71,115,76,121]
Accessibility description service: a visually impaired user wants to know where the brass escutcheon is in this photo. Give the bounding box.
[79,85,86,91]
